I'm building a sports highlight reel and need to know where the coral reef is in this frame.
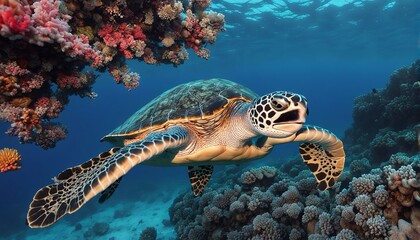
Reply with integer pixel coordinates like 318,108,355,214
139,227,157,240
169,59,420,239
169,154,420,239
0,147,22,172
0,0,224,147
344,60,420,165
83,222,110,238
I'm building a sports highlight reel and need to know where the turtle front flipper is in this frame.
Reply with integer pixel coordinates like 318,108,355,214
293,125,345,190
27,126,190,228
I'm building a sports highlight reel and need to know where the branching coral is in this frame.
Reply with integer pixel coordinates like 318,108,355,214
169,139,420,240
0,147,22,172
157,2,183,21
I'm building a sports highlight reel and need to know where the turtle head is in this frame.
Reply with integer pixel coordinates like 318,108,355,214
247,91,308,138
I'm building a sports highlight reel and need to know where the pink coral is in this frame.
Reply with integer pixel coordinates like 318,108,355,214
29,0,103,66
56,73,83,89
0,61,44,95
0,0,31,34
32,122,67,149
98,23,146,59
108,64,140,90
1,0,225,148
6,108,41,142
0,1,30,33
182,10,224,57
34,97,63,119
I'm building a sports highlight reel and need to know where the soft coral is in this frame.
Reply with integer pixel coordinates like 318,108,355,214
0,0,30,33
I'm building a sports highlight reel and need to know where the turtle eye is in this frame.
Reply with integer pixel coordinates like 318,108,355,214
271,98,288,111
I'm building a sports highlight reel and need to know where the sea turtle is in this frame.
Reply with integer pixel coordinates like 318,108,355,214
27,78,345,228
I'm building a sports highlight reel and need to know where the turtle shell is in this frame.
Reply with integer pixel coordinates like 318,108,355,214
101,78,258,143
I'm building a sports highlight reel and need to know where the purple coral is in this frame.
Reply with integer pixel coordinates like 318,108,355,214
336,229,359,240
252,213,281,238
284,203,303,219
203,206,223,223
139,227,157,240
302,205,320,223
365,215,389,238
372,185,389,207
240,166,277,186
282,186,301,203
317,212,333,235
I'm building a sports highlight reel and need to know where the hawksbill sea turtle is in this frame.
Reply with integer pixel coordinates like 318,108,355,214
27,78,345,228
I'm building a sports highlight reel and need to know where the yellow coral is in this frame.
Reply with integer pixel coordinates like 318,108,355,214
105,4,122,18
10,97,32,108
162,35,175,47
144,9,154,25
157,2,183,20
76,26,94,41
0,148,22,173
0,75,17,93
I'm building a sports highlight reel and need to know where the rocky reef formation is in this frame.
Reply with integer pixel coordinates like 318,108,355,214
169,59,420,239
344,60,420,167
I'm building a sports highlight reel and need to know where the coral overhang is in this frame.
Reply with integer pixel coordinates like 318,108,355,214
0,0,224,148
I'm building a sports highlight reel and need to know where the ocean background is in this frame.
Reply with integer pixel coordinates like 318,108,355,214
0,0,418,239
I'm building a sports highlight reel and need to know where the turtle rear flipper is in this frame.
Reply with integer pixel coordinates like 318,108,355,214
295,125,345,190
27,126,190,228
188,165,214,196
98,176,123,203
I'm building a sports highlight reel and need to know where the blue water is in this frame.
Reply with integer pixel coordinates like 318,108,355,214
0,0,418,239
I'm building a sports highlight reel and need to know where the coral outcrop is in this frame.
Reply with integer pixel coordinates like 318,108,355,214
139,227,157,240
0,0,224,147
344,60,420,165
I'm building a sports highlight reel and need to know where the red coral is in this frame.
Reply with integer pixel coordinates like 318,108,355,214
98,23,146,59
6,108,41,142
29,0,104,66
0,61,45,96
0,0,31,33
57,72,83,89
33,123,67,149
108,64,140,90
35,97,63,119
0,8,30,33
0,0,224,149
183,18,203,52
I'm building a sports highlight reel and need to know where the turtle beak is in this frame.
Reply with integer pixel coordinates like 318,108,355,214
273,110,300,124
272,107,306,126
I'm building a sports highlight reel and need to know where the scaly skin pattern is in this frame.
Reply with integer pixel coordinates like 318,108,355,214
27,79,345,228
